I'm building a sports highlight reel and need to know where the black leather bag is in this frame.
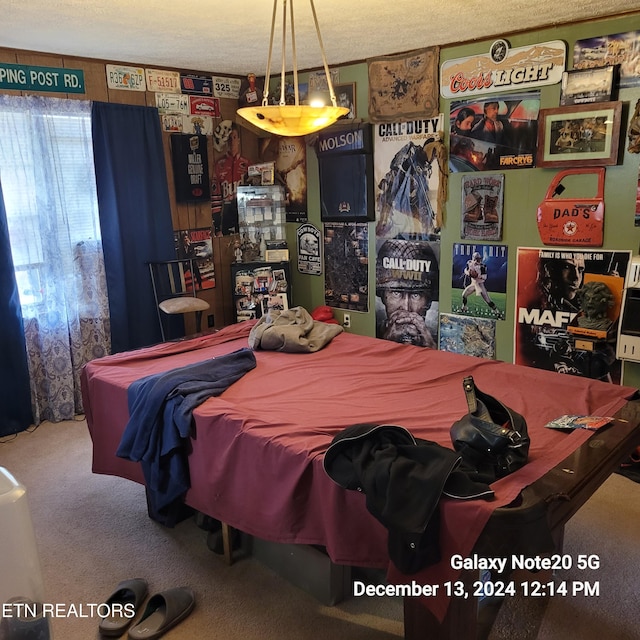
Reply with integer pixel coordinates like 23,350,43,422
450,376,530,482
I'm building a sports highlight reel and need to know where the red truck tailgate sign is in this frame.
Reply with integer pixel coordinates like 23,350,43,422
537,168,605,247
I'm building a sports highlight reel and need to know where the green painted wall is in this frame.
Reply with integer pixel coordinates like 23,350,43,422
287,12,640,388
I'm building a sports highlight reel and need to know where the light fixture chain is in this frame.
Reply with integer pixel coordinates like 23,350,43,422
280,0,288,106
262,0,279,106
309,0,338,107
290,0,300,106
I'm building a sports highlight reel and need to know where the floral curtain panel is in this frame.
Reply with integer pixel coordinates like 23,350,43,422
0,95,110,424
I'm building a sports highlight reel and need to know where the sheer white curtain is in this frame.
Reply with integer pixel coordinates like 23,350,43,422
0,95,110,424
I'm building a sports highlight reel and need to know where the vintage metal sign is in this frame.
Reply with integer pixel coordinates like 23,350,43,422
297,223,322,276
145,68,181,93
0,63,85,93
180,73,213,95
441,40,566,99
155,92,189,115
537,168,605,246
106,65,146,91
189,96,220,117
212,76,241,99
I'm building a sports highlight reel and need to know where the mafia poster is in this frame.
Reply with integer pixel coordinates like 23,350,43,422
515,247,631,383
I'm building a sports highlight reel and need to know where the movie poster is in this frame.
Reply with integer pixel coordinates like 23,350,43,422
452,243,508,320
449,91,540,172
439,313,496,359
259,136,308,223
174,227,215,289
323,222,368,312
461,174,504,241
515,247,631,383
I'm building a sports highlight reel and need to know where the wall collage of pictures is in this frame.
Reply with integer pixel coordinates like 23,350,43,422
313,33,640,384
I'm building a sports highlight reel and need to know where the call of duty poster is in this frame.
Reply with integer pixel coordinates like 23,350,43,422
449,91,540,172
374,118,443,347
515,247,632,383
324,222,369,312
375,237,440,348
374,117,444,241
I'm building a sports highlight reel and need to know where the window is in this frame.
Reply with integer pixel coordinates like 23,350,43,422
0,98,101,308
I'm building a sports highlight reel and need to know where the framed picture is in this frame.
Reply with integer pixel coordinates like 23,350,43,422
334,82,356,119
536,101,622,168
560,66,617,106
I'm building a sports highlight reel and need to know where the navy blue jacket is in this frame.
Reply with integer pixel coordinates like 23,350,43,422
117,348,256,524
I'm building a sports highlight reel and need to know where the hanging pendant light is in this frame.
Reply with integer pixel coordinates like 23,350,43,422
237,0,349,137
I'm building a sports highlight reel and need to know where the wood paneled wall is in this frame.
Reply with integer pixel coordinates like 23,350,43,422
0,47,258,328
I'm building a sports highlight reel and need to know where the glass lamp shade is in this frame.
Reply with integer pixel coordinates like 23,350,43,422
237,103,349,137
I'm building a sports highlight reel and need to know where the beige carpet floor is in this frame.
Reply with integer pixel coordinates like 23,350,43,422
1,419,639,639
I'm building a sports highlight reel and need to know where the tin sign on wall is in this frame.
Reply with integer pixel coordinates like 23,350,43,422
0,63,85,93
106,65,146,91
212,76,242,99
180,74,213,95
145,69,181,93
156,93,190,115
440,40,566,99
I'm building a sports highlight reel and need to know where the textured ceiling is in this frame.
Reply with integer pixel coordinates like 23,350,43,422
1,0,639,76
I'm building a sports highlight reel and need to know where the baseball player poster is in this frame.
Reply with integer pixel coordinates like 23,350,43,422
452,243,508,320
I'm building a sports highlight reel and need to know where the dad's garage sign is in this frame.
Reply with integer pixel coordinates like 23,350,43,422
537,169,605,247
441,40,566,99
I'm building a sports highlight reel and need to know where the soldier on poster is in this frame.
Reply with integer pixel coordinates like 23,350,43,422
515,247,631,383
374,118,445,241
375,237,439,347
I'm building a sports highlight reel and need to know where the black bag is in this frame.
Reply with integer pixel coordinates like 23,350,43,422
450,376,530,483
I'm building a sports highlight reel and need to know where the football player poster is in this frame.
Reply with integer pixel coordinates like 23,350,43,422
452,243,508,320
515,247,631,383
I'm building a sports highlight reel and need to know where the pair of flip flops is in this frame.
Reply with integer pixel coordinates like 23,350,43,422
99,579,195,639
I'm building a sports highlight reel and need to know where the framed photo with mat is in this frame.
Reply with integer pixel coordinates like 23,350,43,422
536,101,622,168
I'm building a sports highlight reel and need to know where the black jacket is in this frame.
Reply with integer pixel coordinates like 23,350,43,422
323,423,494,573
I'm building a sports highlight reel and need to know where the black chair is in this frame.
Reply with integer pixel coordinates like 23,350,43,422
148,259,210,341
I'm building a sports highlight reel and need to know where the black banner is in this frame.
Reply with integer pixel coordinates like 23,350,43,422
170,134,210,202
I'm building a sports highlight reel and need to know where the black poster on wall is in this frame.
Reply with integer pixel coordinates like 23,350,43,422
316,125,374,222
170,134,210,202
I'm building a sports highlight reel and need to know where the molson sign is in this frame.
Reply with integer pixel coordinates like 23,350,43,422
441,40,566,99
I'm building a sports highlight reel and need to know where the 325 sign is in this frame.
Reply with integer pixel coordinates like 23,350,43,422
212,76,241,99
